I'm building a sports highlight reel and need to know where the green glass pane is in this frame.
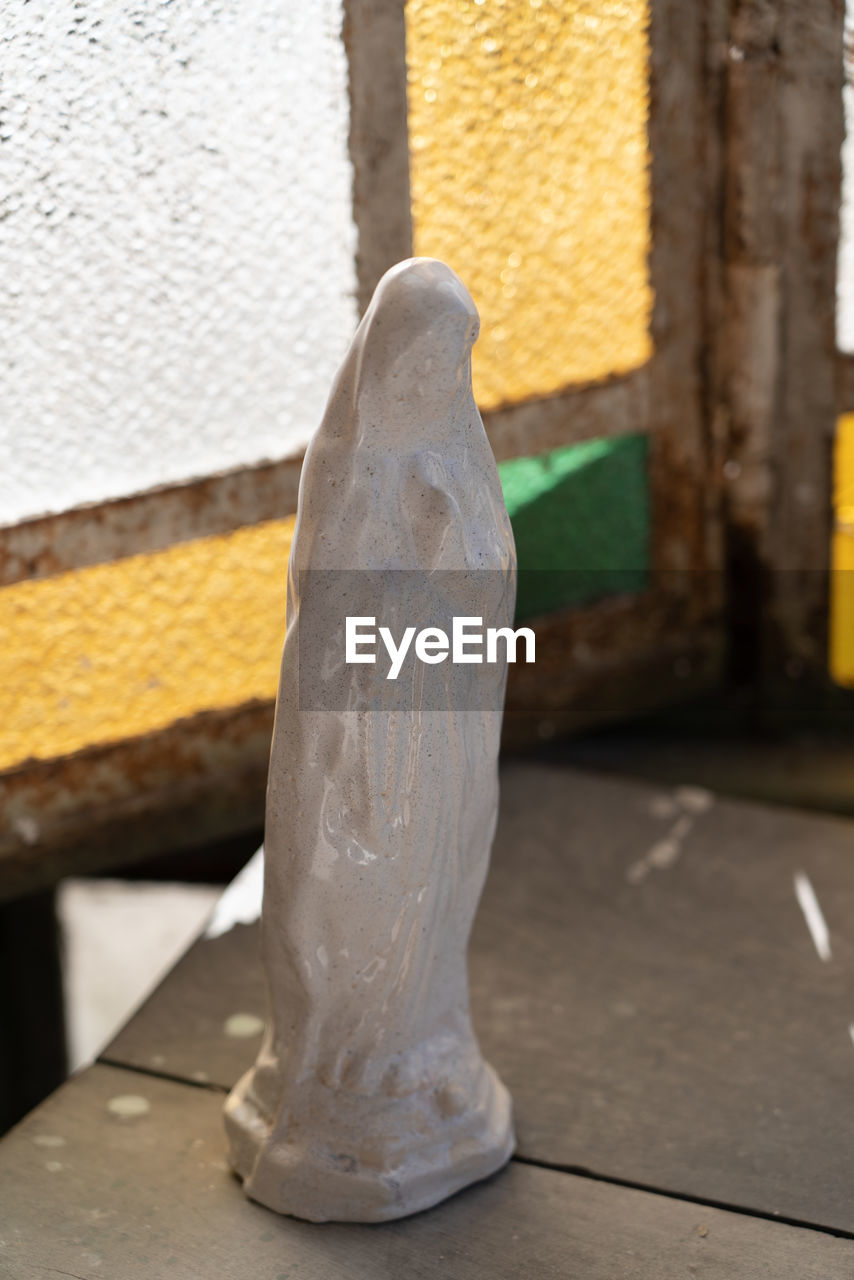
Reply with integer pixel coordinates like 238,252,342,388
498,434,649,621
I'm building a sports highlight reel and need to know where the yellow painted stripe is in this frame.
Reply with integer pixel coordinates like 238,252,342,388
0,518,294,771
835,413,854,510
407,0,653,409
830,414,854,688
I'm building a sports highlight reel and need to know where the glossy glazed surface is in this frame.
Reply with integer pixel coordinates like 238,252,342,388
225,259,517,1221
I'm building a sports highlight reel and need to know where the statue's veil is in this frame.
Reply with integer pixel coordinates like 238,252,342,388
287,257,509,584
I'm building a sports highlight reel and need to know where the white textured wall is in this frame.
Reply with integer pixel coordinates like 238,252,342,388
0,0,357,523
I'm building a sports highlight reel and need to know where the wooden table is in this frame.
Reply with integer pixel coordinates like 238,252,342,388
3,763,854,1277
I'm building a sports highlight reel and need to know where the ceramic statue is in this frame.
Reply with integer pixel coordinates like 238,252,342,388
224,258,517,1222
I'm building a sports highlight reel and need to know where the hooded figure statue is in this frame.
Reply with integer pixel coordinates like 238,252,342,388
225,258,517,1222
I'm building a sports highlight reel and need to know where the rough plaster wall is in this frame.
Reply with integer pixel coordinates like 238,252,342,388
0,0,357,524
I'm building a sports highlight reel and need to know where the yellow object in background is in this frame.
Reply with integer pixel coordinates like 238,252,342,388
831,414,854,688
0,518,294,771
406,0,653,409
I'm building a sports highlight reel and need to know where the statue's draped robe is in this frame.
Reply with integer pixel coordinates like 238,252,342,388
225,259,517,1221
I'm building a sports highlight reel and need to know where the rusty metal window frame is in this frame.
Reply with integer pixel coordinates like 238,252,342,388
715,1,848,721
0,0,781,894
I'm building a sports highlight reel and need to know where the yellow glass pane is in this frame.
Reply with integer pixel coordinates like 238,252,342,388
830,414,854,687
0,518,294,771
406,0,653,409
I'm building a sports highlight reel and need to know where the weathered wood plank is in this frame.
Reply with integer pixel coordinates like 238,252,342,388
105,765,854,1234
0,457,303,588
553,726,854,819
0,600,722,899
344,0,413,316
502,590,723,745
484,367,650,464
0,700,272,904
648,0,721,584
837,352,854,416
472,766,854,1233
1,1063,850,1278
715,0,844,683
0,368,652,592
770,1,843,661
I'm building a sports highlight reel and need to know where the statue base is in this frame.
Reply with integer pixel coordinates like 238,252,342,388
224,1061,514,1223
